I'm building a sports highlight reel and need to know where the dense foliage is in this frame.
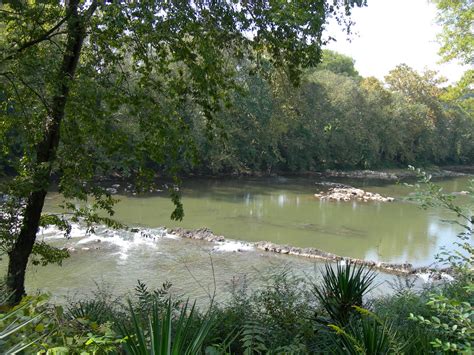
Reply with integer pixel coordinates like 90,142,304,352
432,0,474,65
5,49,465,175
1,265,471,354
186,58,474,174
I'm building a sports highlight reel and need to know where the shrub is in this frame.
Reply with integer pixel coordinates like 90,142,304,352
329,307,408,355
407,169,473,353
313,262,376,325
0,295,47,354
120,298,214,354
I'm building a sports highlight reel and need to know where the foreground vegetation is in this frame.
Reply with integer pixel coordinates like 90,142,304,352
1,260,472,354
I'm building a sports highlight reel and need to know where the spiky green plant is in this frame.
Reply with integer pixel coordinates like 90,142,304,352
121,298,214,355
313,262,376,325
67,299,110,323
0,295,44,354
329,307,408,355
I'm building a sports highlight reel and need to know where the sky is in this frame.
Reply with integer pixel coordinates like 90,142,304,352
324,0,470,83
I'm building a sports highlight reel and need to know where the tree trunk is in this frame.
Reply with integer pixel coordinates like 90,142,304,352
6,0,86,304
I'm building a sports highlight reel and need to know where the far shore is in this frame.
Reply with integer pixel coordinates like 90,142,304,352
73,165,474,191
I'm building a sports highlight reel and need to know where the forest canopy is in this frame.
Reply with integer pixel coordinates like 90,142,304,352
179,56,474,174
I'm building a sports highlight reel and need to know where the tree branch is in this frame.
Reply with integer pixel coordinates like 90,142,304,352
1,15,70,63
16,76,52,114
1,73,28,121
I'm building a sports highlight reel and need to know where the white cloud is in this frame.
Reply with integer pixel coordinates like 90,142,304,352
324,0,470,83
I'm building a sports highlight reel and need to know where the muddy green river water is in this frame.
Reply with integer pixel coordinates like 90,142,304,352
13,175,473,302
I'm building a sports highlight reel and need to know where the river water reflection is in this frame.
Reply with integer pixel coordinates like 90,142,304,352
44,175,472,268
11,175,470,301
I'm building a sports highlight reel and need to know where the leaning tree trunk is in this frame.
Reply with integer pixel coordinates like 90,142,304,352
6,0,86,304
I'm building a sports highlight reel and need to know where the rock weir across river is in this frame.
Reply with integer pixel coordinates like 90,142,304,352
168,227,416,275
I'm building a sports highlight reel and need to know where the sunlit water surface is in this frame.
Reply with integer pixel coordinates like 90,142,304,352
5,175,472,302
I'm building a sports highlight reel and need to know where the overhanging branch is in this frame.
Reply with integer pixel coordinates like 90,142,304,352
1,14,70,63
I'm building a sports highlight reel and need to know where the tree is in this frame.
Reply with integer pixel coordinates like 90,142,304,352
315,49,360,77
0,1,366,303
440,70,474,162
385,64,450,163
432,0,474,64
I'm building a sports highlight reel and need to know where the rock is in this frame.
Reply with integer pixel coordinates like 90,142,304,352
169,227,226,242
130,228,140,233
416,269,456,283
315,181,352,188
323,169,399,180
140,231,152,238
314,187,394,203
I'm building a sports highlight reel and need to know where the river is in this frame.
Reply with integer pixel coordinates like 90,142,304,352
11,175,473,303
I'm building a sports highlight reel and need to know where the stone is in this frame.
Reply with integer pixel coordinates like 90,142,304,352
105,187,117,194
314,187,394,203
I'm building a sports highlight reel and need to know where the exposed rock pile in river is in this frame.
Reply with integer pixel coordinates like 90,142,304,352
314,187,394,202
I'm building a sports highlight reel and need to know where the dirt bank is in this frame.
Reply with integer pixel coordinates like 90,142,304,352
317,168,468,180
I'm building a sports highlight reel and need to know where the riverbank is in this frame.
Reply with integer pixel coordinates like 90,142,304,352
189,165,472,180
313,167,469,181
67,165,473,192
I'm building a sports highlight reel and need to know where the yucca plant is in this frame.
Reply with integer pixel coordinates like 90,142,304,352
121,298,214,355
68,299,108,320
313,262,376,325
329,307,409,355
